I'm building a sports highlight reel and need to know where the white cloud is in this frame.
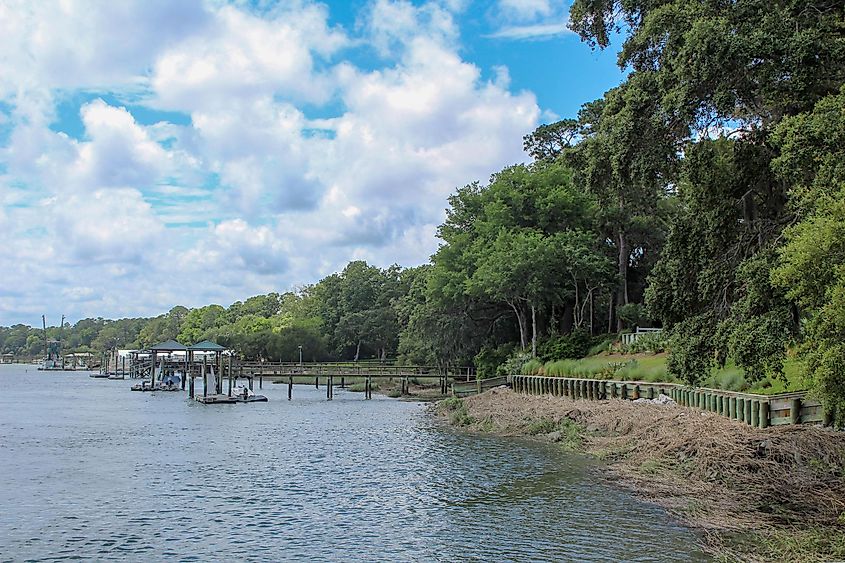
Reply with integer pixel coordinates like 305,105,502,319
364,0,459,56
151,4,346,110
0,0,544,324
49,188,166,263
498,0,553,21
488,0,571,40
485,21,570,40
73,100,171,189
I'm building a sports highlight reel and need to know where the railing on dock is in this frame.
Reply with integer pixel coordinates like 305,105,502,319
451,376,509,397
509,375,835,429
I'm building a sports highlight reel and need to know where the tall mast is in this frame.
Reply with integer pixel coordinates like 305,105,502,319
42,315,48,359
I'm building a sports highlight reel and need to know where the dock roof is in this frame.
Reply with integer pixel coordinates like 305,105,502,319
189,340,225,351
149,339,188,351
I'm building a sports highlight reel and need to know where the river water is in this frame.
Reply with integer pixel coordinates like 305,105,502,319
0,365,708,562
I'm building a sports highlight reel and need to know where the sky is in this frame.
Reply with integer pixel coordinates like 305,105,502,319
0,0,625,326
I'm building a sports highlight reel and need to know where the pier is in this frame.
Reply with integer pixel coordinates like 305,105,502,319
116,339,473,404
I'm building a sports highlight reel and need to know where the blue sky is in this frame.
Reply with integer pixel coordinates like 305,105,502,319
0,0,625,326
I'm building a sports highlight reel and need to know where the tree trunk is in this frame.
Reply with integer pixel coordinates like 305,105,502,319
531,303,537,358
617,226,628,332
354,340,361,362
561,302,574,334
607,291,615,334
589,290,595,336
509,302,527,350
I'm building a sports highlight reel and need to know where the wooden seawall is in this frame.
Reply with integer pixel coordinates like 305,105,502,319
509,375,835,429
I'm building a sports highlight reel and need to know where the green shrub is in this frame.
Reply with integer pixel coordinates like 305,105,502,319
617,303,648,329
475,343,516,378
439,397,475,426
439,396,464,411
587,336,616,356
526,418,582,450
621,331,668,354
544,359,579,377
497,350,533,376
521,358,544,375
538,330,592,361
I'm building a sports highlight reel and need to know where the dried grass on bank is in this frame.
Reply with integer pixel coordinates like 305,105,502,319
452,388,845,537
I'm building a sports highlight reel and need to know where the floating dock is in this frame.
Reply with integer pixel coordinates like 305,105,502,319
194,393,267,404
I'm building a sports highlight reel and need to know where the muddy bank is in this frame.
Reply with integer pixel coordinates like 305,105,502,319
437,388,845,562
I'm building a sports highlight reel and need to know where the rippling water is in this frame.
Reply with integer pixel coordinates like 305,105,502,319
0,365,708,561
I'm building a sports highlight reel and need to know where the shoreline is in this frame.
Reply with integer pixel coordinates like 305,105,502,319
435,388,845,562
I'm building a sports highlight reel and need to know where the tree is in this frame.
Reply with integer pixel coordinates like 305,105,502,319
772,86,845,421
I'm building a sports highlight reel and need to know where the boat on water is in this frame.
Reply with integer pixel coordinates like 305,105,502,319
231,384,268,403
130,359,181,391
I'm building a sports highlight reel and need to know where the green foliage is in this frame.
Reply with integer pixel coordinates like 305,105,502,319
439,397,474,427
474,343,515,378
621,332,667,354
521,359,544,375
538,330,592,362
525,418,582,450
569,0,845,411
666,315,717,386
616,304,647,330
771,87,845,420
496,350,533,376
586,336,615,356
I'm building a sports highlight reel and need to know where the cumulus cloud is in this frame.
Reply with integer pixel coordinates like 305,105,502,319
151,4,346,110
0,0,544,324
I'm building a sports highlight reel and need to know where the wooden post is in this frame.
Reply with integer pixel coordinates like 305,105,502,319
315,375,319,389
288,375,293,401
729,397,736,419
189,371,194,398
790,398,801,424
620,383,627,400
228,354,233,397
259,359,263,390
151,351,157,389
341,376,345,389
202,356,207,398
738,398,746,422
760,401,770,428
751,400,760,427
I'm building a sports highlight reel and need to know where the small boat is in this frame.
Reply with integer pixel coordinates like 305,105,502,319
231,384,268,403
131,380,160,391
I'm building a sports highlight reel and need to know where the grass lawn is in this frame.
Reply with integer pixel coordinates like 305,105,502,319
527,352,807,394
